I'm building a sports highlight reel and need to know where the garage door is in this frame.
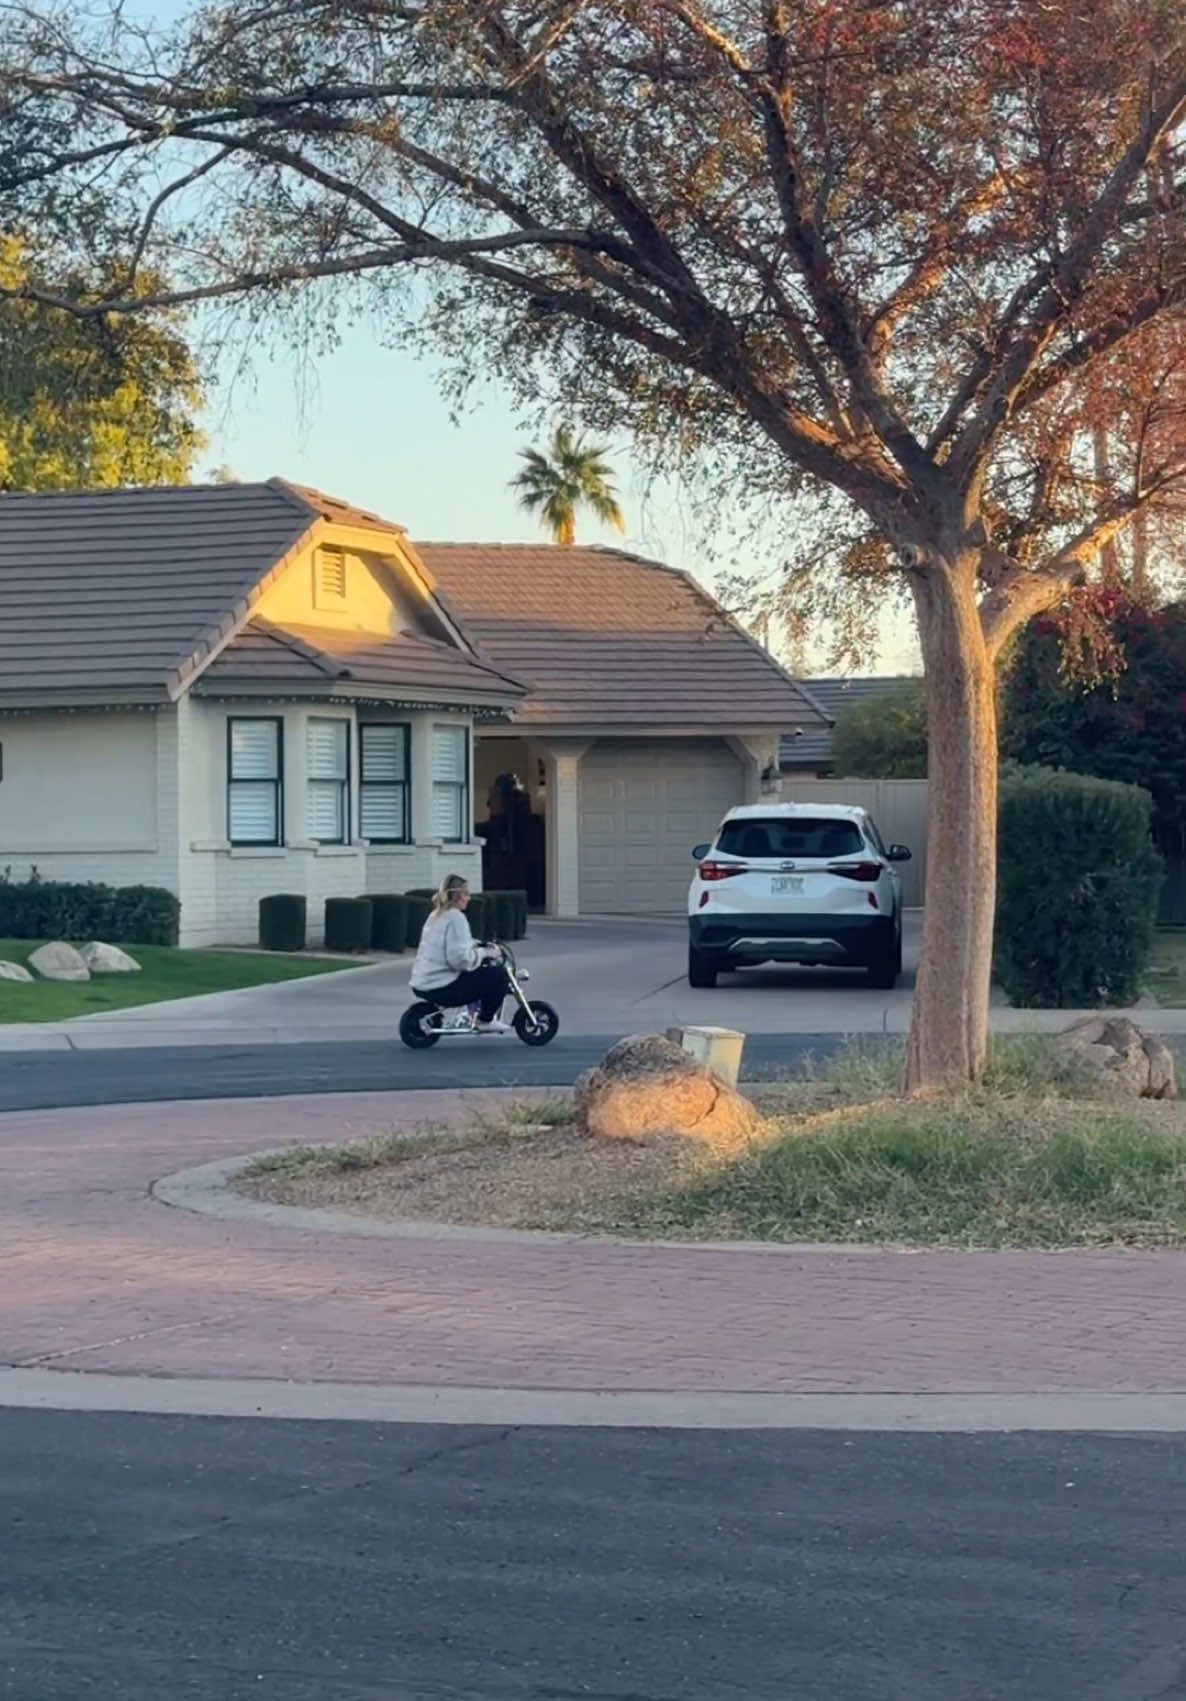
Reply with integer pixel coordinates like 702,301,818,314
579,738,745,914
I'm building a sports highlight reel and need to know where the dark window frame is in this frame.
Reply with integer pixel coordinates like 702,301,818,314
227,716,284,847
306,716,352,846
359,721,412,845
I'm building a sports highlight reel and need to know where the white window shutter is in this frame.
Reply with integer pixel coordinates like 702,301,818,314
307,719,347,779
229,783,278,842
360,789,404,840
230,719,278,779
361,724,405,782
432,726,467,783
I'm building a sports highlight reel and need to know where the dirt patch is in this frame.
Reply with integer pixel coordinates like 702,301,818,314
236,1118,706,1234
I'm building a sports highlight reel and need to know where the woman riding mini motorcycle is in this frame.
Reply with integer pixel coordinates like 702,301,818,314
408,873,511,1031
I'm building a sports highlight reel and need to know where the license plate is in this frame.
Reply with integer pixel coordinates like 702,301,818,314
772,875,804,894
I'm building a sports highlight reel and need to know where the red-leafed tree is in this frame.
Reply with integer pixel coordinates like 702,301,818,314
2,0,1183,1089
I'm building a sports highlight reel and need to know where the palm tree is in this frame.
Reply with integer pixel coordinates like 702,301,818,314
511,425,626,544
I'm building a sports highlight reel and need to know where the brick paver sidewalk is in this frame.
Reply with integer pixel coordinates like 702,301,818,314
3,1091,1185,1393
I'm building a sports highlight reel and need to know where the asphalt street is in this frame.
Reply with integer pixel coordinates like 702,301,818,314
2,1413,1184,1700
0,1031,877,1110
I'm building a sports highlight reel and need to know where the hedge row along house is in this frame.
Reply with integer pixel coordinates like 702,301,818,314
0,480,823,944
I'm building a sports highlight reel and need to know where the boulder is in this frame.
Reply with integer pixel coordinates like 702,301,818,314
574,1033,762,1150
0,960,34,983
27,942,90,983
1051,1016,1177,1101
81,942,142,975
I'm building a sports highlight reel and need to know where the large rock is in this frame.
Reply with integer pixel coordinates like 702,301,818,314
1052,1016,1177,1101
81,942,142,975
0,960,34,983
574,1033,762,1150
27,942,90,983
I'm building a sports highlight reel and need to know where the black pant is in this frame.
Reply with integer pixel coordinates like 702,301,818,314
414,963,510,1022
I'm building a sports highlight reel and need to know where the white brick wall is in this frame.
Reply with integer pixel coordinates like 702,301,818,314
4,700,487,947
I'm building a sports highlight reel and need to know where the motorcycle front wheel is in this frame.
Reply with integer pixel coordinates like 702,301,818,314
512,1000,559,1047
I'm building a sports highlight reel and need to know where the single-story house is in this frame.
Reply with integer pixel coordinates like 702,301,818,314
780,675,916,776
0,480,824,943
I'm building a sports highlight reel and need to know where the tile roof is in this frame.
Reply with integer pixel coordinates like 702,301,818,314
780,675,918,768
194,620,524,704
0,481,317,705
415,543,827,731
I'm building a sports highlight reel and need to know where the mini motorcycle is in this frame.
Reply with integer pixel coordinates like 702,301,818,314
398,941,559,1049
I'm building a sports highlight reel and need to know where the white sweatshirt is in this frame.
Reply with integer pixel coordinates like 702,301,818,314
410,907,481,990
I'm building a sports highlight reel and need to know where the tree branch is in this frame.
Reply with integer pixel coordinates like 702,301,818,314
949,77,1186,489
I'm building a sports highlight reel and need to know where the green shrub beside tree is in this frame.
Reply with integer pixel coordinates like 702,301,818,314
996,766,1163,1008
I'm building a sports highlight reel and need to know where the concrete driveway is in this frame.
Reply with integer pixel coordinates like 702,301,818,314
0,915,921,1050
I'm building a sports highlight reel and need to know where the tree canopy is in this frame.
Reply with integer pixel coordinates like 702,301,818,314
0,237,203,490
1,0,1182,1088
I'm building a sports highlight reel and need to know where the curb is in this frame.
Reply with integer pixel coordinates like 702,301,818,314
4,1369,1186,1430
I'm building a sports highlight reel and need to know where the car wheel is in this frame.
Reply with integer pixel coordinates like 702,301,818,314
688,945,719,989
865,938,899,991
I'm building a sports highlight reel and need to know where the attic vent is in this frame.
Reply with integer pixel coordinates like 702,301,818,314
317,546,347,602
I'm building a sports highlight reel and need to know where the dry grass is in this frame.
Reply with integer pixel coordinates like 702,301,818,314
237,1041,1186,1249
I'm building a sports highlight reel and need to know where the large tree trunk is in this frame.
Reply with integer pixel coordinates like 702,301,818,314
905,563,998,1094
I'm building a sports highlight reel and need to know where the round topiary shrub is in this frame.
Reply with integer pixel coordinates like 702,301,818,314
368,893,409,953
996,764,1164,1008
259,894,307,953
324,896,373,953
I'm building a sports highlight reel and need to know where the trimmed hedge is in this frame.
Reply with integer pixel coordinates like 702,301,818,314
0,877,180,946
324,896,373,953
259,894,307,953
466,892,491,939
488,890,518,941
368,893,409,953
403,892,432,947
996,765,1164,1008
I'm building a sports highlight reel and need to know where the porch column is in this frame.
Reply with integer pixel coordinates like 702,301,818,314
540,740,590,918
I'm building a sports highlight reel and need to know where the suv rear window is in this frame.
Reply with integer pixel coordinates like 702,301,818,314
715,816,865,859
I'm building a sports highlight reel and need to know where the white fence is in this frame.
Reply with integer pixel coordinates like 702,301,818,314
781,778,929,907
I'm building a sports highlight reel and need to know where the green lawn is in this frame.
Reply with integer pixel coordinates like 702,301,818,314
0,940,359,1022
1144,930,1186,1007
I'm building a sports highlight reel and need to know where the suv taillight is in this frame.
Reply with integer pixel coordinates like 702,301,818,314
699,860,748,882
826,860,882,882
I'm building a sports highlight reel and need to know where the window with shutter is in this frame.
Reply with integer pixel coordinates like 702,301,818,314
306,718,349,843
228,718,282,844
431,725,469,843
359,723,410,843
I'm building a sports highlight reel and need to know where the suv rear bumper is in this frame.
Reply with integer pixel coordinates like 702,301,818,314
690,911,895,966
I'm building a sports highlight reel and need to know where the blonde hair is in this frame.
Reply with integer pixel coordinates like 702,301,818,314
430,873,469,917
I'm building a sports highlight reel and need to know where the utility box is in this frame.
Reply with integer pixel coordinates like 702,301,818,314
665,1025,746,1087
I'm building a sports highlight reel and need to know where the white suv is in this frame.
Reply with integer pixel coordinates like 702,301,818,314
687,803,912,989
